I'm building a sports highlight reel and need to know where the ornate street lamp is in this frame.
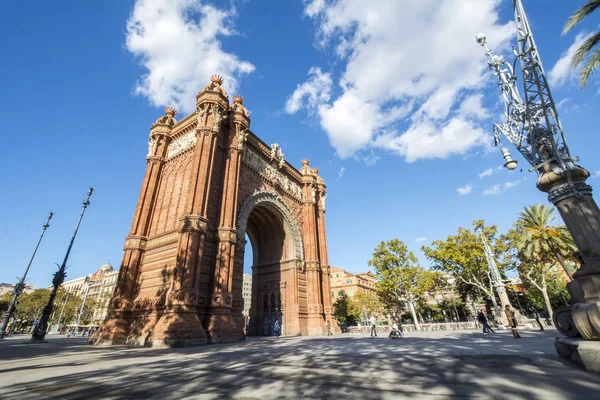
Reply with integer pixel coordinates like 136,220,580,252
480,233,521,326
0,212,54,339
31,187,94,343
477,0,600,340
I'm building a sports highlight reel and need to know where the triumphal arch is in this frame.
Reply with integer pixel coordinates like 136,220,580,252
91,76,335,347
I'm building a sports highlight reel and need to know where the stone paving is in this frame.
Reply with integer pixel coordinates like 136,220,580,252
1,328,599,399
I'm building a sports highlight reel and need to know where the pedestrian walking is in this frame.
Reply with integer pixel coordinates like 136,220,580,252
505,305,522,338
370,315,377,337
326,320,333,336
532,311,544,331
477,309,495,334
273,320,280,338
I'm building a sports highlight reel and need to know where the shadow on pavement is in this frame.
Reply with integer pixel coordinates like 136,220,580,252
1,330,598,399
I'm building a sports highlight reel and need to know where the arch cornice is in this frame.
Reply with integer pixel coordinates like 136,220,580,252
236,189,304,261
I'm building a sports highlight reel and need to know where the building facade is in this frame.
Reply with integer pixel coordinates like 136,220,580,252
0,283,35,297
93,76,335,347
56,264,119,324
242,273,252,319
88,264,120,323
330,267,376,299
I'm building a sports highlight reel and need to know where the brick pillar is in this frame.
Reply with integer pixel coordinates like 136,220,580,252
204,95,249,343
150,90,230,346
301,162,325,335
91,108,174,345
316,183,339,333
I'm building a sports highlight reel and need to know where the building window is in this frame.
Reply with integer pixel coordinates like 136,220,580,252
348,290,354,296
346,279,352,284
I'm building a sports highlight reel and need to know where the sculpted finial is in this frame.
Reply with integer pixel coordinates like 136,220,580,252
201,74,228,97
211,74,224,86
231,94,249,117
154,107,178,127
270,143,285,167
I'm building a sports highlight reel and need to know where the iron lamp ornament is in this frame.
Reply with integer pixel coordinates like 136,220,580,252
476,1,579,177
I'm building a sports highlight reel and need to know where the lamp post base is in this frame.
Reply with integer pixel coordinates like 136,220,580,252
556,337,600,372
538,167,600,366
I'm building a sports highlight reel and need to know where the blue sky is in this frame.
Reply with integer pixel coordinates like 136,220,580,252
1,0,598,288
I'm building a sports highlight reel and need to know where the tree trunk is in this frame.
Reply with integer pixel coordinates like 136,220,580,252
407,300,420,331
547,240,573,280
541,274,553,324
489,292,501,323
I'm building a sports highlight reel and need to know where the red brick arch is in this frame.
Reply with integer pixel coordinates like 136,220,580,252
91,77,336,347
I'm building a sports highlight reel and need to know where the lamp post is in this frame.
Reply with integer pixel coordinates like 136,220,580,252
74,278,92,336
31,187,94,343
0,212,54,339
477,0,600,341
55,290,70,334
480,232,519,326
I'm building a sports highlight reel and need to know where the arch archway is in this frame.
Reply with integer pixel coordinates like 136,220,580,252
235,190,304,336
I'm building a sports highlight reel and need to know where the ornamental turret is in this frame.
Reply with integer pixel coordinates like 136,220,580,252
148,107,177,160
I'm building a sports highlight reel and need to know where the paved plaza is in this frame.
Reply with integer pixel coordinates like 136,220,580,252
1,328,599,399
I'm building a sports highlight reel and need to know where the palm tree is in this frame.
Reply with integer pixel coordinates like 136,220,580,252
516,204,577,279
563,0,600,87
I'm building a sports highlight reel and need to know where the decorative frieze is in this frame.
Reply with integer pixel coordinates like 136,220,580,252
242,147,302,200
146,232,179,248
124,237,148,250
167,130,196,159
180,215,208,233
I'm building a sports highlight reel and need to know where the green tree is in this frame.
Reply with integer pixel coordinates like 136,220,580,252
422,221,507,316
353,291,385,320
369,239,425,330
563,0,600,87
0,292,12,313
500,220,571,322
516,204,577,279
332,290,359,327
15,289,51,324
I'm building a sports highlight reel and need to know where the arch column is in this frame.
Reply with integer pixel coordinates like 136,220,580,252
204,96,250,343
91,109,174,345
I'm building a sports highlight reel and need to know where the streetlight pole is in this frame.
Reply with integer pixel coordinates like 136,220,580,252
31,187,94,343
0,212,54,339
74,278,91,336
476,0,600,340
55,291,70,334
480,233,519,326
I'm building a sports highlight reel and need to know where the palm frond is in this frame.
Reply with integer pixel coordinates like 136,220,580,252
563,0,600,35
580,48,600,87
571,32,600,69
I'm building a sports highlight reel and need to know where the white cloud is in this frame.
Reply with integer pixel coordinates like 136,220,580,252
415,237,428,243
549,32,593,88
458,183,474,196
285,67,332,114
338,167,346,179
594,170,600,178
126,0,255,113
483,184,501,196
295,0,513,161
483,179,522,195
479,168,494,179
503,180,522,189
458,93,490,119
479,165,502,179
